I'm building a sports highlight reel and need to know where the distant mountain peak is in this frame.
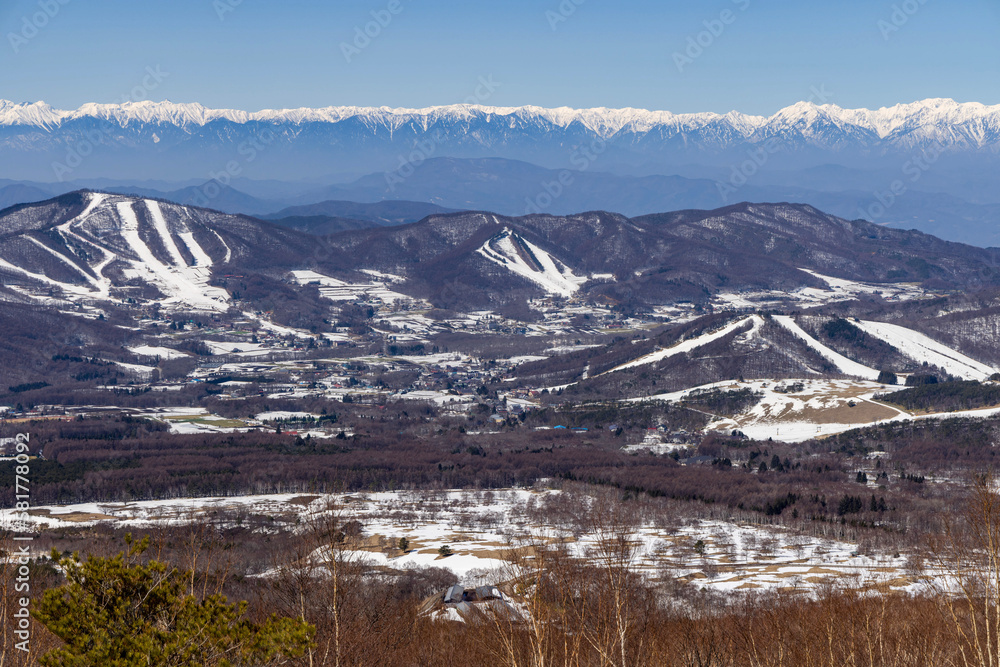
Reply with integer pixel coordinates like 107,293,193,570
2,97,997,144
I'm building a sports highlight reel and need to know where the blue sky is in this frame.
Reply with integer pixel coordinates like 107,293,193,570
2,0,998,114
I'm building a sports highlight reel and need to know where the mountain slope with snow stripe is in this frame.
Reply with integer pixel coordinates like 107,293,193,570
0,254,94,297
116,200,230,311
773,316,882,380
0,191,320,311
476,226,586,297
855,320,997,380
145,200,188,267
606,316,759,374
177,231,213,267
209,229,231,263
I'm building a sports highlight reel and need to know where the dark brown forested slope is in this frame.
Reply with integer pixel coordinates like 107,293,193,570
0,299,135,387
5,403,992,538
316,202,1000,310
638,202,1000,287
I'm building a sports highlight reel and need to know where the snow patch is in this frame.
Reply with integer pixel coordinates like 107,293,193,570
128,345,188,360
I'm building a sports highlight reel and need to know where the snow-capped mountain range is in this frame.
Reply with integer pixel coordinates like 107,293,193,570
2,98,999,182
3,97,999,147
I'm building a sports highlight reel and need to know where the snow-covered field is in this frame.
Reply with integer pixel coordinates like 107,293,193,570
714,270,926,311
138,407,254,434
291,269,417,305
393,390,476,406
634,376,1000,442
204,341,271,356
394,352,470,367
256,411,319,421
0,489,928,594
128,345,189,360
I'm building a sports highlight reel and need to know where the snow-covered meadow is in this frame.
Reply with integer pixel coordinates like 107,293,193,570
0,489,929,595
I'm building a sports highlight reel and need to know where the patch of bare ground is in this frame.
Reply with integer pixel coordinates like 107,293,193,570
28,509,115,522
286,495,320,506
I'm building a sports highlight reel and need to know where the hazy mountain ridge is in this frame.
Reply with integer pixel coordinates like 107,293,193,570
260,199,459,234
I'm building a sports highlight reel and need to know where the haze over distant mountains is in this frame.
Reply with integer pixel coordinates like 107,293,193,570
2,98,999,246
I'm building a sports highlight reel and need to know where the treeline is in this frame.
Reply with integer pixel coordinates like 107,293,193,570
682,387,761,416
524,401,709,433
876,380,1000,412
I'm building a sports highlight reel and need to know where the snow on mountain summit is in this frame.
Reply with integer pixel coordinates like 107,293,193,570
1,98,997,149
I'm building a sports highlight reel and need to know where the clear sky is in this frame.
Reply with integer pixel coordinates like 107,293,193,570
2,0,998,115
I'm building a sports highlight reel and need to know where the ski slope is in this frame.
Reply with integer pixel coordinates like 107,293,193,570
773,315,881,380
855,320,996,380
607,316,759,373
145,200,187,266
210,229,231,263
0,195,110,298
117,200,229,311
25,236,105,292
177,231,213,267
2,193,231,310
0,255,94,297
476,225,586,298
49,191,114,297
